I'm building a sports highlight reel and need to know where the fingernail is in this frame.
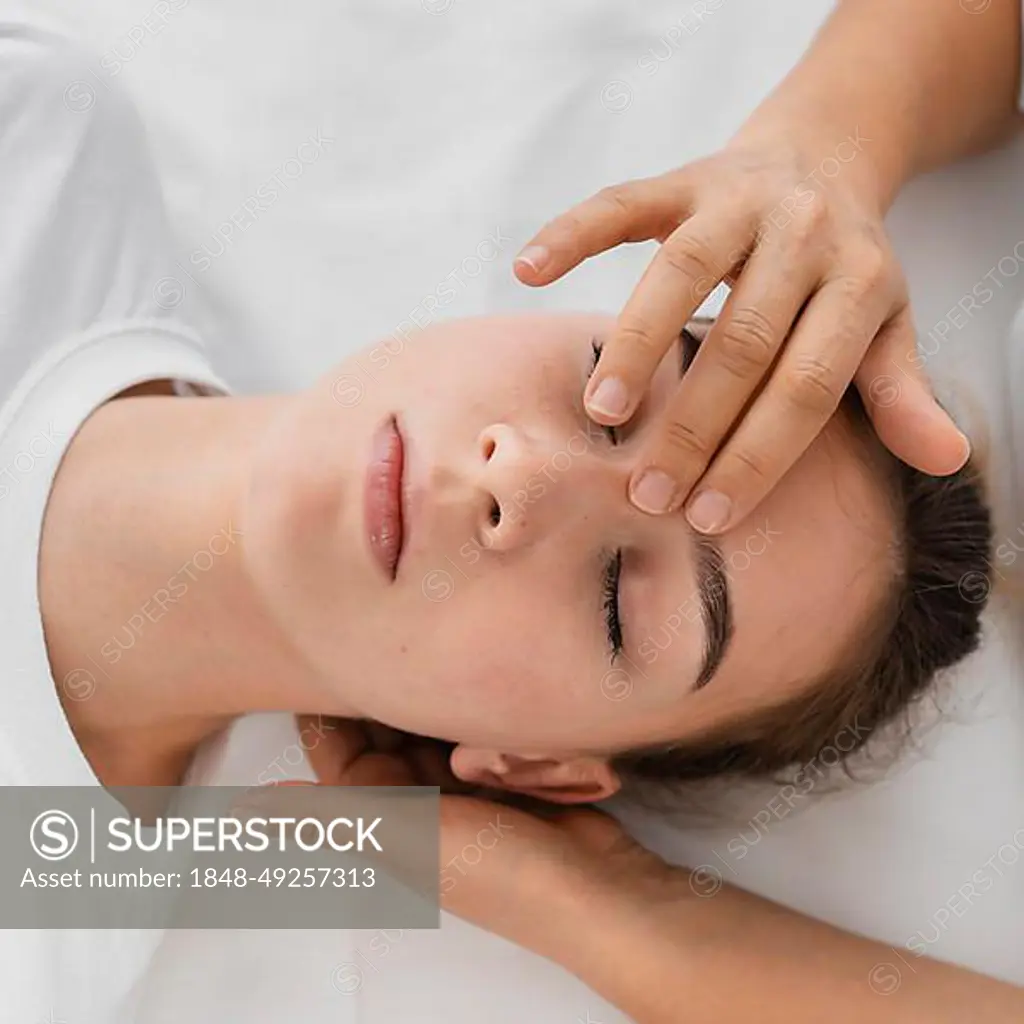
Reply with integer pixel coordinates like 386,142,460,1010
587,376,629,419
631,469,677,514
686,490,732,533
514,245,550,274
957,430,972,463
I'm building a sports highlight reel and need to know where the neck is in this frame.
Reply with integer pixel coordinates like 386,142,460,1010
40,389,358,785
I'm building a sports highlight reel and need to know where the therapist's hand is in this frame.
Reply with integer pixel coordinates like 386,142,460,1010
514,130,971,532
288,717,663,957
281,720,1024,1024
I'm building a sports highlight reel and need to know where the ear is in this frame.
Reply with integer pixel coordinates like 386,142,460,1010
450,747,620,805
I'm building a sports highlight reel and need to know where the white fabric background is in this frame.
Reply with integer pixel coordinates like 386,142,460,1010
14,1,1024,1020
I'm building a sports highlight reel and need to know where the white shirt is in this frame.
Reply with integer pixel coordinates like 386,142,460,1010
0,23,225,1024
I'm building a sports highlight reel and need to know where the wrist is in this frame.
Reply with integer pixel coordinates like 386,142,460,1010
538,861,701,1021
545,851,694,973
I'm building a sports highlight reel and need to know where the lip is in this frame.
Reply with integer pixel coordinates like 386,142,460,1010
365,415,406,581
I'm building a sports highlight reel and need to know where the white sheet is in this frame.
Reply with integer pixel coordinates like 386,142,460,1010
17,0,1024,1020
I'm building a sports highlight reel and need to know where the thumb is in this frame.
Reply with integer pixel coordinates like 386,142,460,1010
855,308,971,476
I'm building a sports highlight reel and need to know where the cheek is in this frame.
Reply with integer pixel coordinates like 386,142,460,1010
415,577,576,705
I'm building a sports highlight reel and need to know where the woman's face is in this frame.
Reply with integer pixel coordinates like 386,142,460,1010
243,313,893,777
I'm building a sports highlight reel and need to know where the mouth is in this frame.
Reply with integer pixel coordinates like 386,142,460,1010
365,415,406,581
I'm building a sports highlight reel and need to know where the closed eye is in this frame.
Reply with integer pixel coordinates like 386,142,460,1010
602,549,623,661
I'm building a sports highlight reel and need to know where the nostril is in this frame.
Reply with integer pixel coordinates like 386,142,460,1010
482,436,496,461
489,499,501,528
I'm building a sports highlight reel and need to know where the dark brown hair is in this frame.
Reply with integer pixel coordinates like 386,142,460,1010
612,388,995,794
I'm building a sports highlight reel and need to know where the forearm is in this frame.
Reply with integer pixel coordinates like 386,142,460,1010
551,873,1024,1024
735,0,1022,209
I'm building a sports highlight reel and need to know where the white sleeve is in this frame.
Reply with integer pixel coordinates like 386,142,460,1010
0,22,220,402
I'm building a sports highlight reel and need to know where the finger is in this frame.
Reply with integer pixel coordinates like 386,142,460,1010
341,751,418,787
855,308,971,475
238,754,416,816
362,720,408,754
514,175,690,286
295,714,368,779
402,742,456,784
584,209,757,427
558,808,627,851
626,234,822,513
683,276,894,533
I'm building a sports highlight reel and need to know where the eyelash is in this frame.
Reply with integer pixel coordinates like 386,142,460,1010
590,339,624,661
602,550,624,661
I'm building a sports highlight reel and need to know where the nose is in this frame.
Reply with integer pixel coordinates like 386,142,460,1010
473,422,586,552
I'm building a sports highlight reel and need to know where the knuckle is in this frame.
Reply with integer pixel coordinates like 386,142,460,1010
832,274,874,303
821,302,867,352
804,191,830,221
731,180,762,210
720,445,772,487
787,201,828,243
662,419,712,460
661,233,719,282
849,244,890,289
595,184,634,218
785,357,844,415
714,307,777,378
833,256,890,301
559,209,589,238
616,318,664,360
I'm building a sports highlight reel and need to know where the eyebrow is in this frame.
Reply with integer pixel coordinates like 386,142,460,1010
675,325,733,689
691,536,734,690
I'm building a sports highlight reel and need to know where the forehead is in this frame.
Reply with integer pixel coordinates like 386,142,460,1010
635,413,894,745
418,312,615,362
